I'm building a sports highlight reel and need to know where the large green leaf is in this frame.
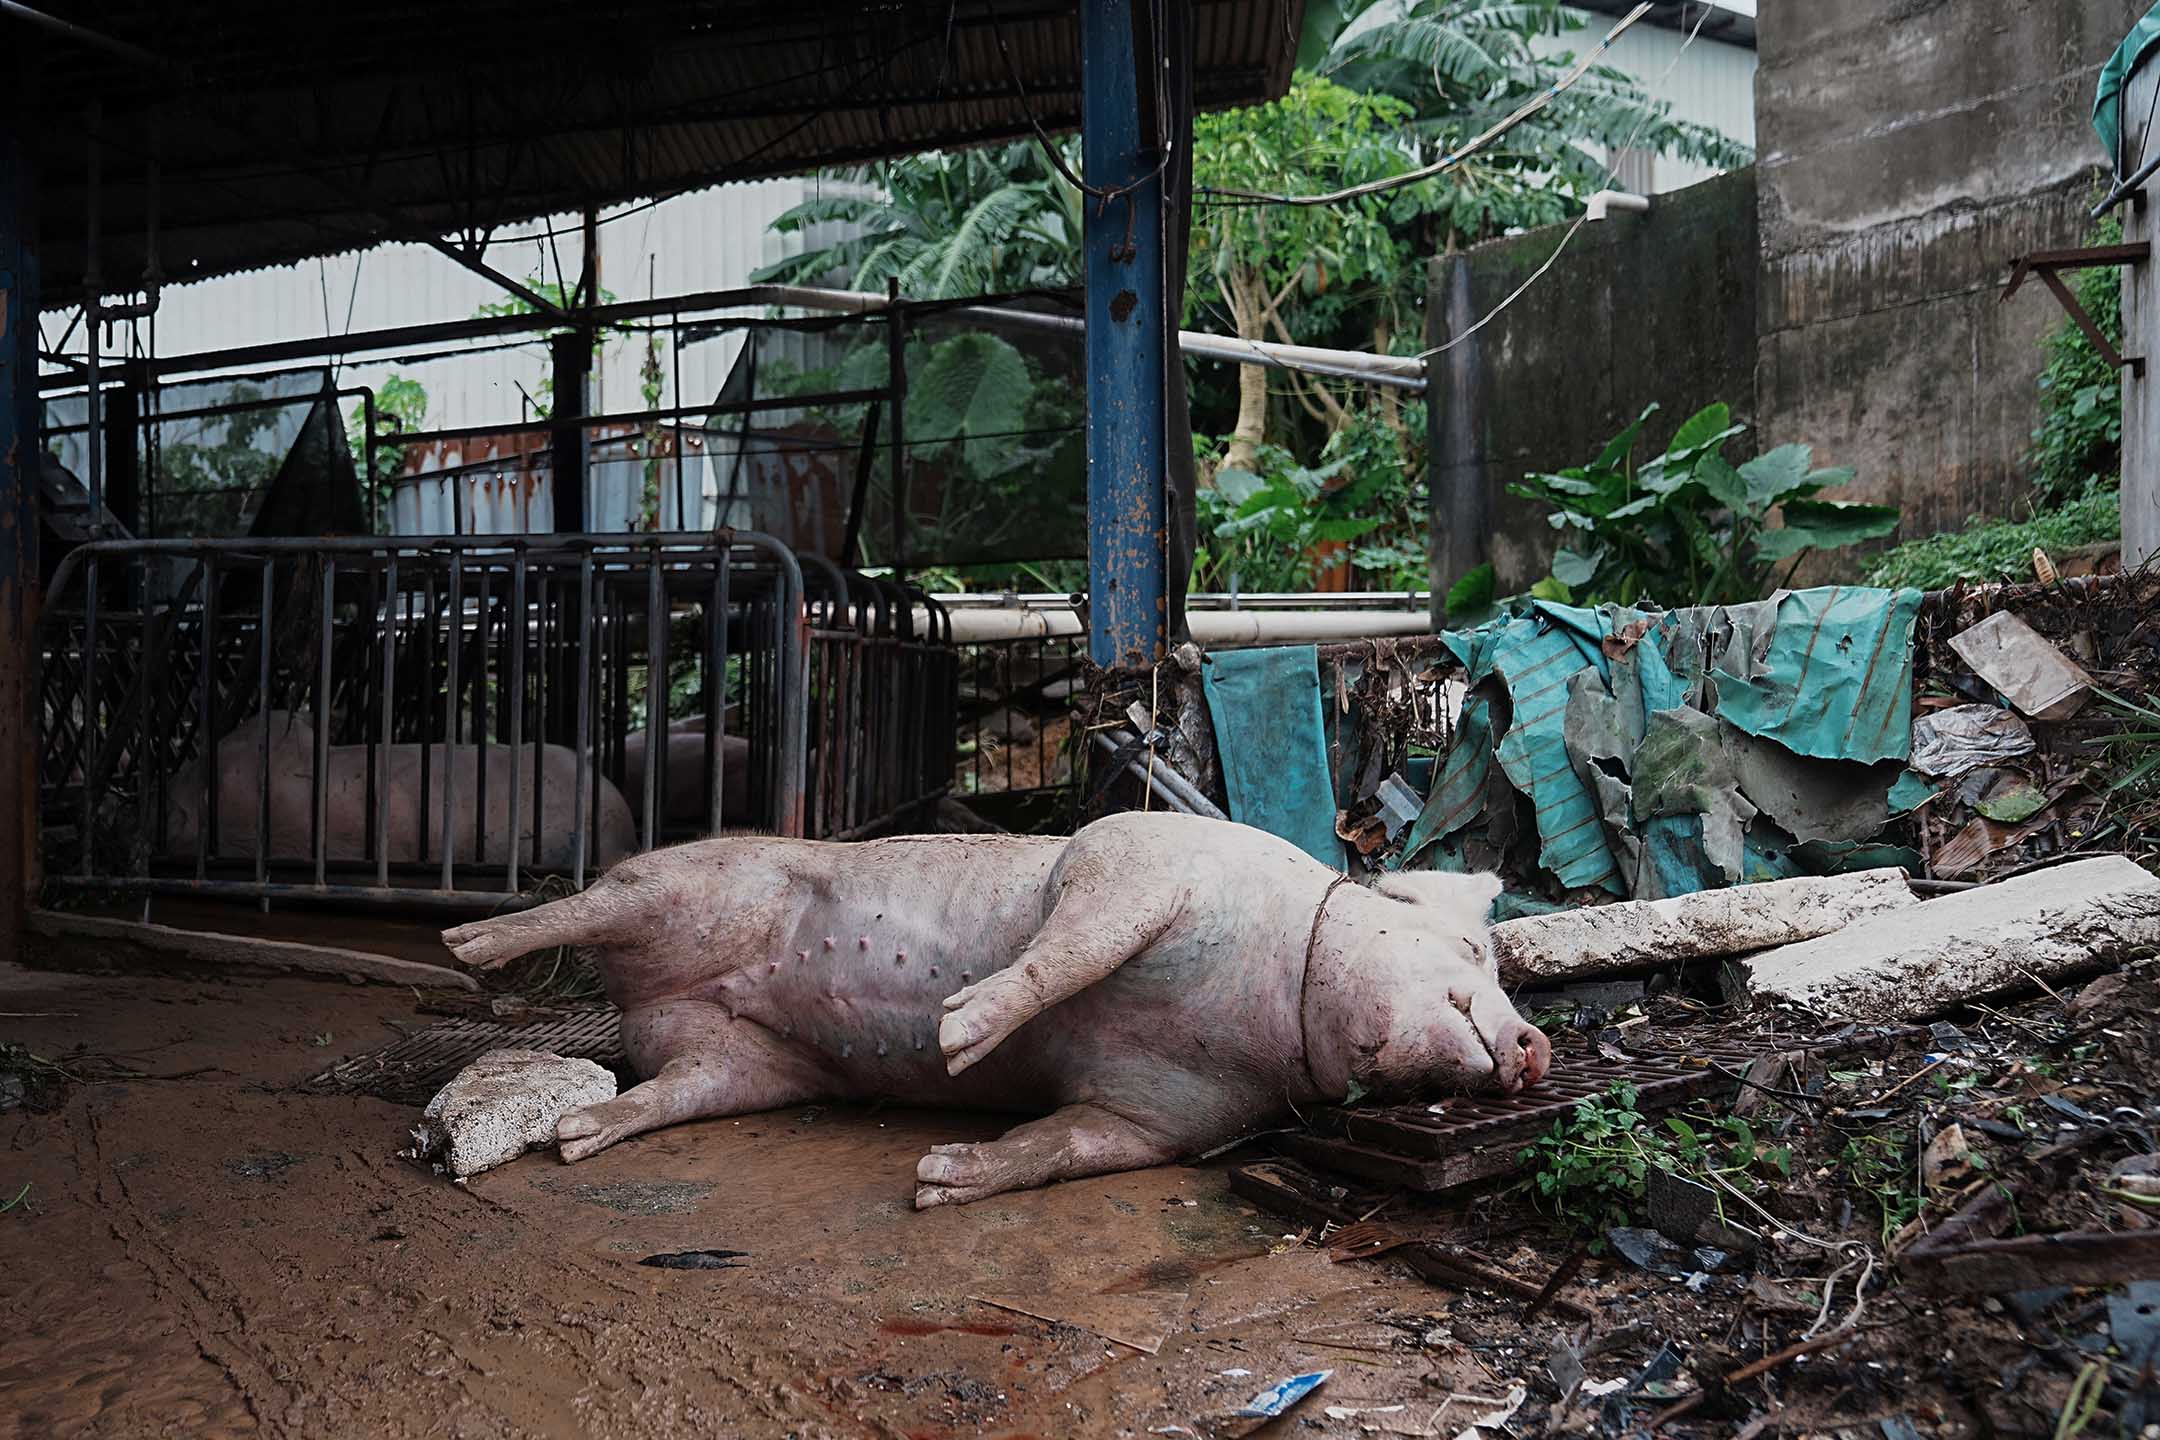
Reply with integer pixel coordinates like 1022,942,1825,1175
1446,562,1497,613
1736,443,1820,507
1751,500,1901,561
908,333,1032,472
1550,546,1601,588
1212,467,1268,506
1666,402,1732,458
1591,403,1658,474
1694,453,1750,511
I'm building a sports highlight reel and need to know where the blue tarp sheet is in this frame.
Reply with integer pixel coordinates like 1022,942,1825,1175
1202,645,1347,870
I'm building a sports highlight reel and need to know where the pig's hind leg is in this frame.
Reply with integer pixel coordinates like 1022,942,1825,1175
557,999,826,1163
914,1102,1182,1209
938,872,1177,1075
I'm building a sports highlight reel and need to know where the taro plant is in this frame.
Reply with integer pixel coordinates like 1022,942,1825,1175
1510,402,1900,608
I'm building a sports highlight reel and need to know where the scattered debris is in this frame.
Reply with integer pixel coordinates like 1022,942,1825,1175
969,1290,1189,1355
1909,703,2036,777
1744,855,2160,1020
1948,609,2096,721
406,1048,616,1177
1487,868,1917,984
1231,1369,1331,1420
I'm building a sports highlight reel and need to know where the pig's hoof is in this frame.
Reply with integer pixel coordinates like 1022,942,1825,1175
556,1104,628,1164
913,1143,1009,1208
937,978,1031,1075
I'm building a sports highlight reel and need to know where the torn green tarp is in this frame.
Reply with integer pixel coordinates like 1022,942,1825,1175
1406,586,1928,899
2096,3,2160,167
1201,644,1346,870
1712,586,1924,764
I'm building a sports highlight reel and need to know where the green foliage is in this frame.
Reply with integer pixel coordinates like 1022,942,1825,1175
1511,402,1898,607
1836,1132,1921,1248
1519,1082,1662,1236
471,278,623,420
1863,485,2121,589
1192,411,1426,591
1518,1082,1791,1240
1194,448,1372,591
156,384,284,536
1317,0,1752,247
764,331,1083,568
753,142,1081,298
346,373,428,518
2030,212,2124,506
1190,75,1430,321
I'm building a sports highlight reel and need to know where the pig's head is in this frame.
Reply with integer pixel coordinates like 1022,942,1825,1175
1301,871,1551,1101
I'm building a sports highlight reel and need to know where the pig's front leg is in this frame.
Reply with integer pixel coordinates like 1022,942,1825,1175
938,879,1179,1075
557,999,826,1163
914,1102,1182,1209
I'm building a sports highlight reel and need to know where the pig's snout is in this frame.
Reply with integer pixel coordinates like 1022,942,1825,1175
1492,1018,1551,1094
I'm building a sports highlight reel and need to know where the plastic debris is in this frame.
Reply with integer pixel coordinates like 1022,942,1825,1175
1234,1370,1331,1419
1948,610,2095,721
1910,704,2036,778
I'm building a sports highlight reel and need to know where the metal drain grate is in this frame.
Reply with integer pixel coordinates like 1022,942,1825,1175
1284,1031,1863,1195
308,1009,625,1105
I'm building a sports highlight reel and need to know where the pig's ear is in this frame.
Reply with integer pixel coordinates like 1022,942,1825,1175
1368,871,1503,925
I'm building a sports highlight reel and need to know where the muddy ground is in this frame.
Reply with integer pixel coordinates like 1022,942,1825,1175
6,942,2160,1439
1,954,1514,1440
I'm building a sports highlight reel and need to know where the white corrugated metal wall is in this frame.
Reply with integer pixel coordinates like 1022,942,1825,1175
145,178,827,432
1532,20,1758,195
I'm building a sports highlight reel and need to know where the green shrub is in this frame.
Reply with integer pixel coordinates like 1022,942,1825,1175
2030,213,2124,506
1862,486,2121,590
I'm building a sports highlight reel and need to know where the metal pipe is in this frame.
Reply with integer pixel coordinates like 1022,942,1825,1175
507,547,526,893
927,605,1432,645
313,559,333,887
0,3,165,67
1584,190,1652,222
1089,730,1224,820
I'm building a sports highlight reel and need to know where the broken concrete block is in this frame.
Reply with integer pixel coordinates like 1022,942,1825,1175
409,1049,616,1178
1948,610,2094,721
1487,868,1918,985
1744,856,2160,1022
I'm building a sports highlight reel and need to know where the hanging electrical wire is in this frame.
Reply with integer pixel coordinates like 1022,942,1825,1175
1418,0,1717,360
1196,2,1653,209
987,0,1177,206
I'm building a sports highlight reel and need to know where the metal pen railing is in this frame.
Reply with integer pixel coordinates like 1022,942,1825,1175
34,531,847,913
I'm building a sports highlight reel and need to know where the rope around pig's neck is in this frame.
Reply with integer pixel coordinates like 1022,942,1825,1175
1296,873,1357,1103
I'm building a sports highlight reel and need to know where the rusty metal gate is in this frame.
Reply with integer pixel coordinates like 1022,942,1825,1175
35,531,953,914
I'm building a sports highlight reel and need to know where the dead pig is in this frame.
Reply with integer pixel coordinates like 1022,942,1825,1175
166,709,638,868
440,812,1549,1207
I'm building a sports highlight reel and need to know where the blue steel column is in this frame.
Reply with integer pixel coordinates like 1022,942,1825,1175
1083,0,1169,668
0,51,40,944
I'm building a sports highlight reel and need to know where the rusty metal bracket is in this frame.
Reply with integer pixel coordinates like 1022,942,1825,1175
2001,242,2152,377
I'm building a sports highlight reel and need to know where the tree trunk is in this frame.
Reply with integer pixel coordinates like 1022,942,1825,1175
1223,264,1269,475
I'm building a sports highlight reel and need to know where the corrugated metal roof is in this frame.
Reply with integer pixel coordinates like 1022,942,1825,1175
20,0,1301,300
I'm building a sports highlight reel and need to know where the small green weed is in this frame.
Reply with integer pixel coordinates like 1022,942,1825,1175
1837,1132,1921,1247
1517,1083,1789,1240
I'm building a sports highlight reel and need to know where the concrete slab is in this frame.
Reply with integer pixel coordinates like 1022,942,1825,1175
1745,856,2160,1021
1488,868,1918,985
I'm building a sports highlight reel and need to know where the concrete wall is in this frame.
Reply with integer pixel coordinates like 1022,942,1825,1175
1430,0,2145,599
1755,0,2141,545
1427,169,1760,595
